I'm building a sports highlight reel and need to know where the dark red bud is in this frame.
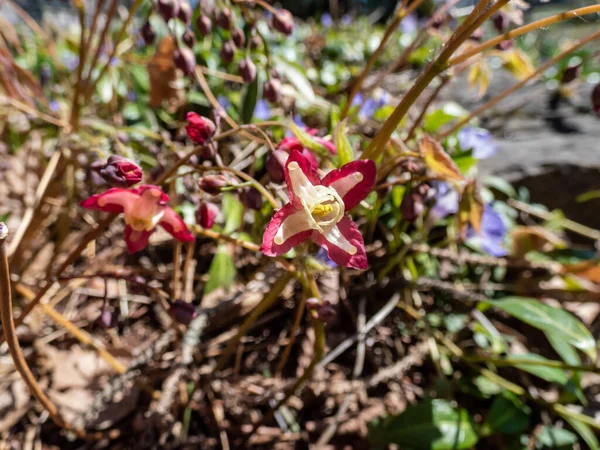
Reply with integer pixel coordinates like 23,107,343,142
265,149,288,183
492,12,510,34
270,68,280,79
216,8,234,30
496,40,513,51
561,64,581,84
174,47,196,76
592,83,600,117
238,186,262,210
157,0,179,22
98,155,143,187
239,57,257,83
196,15,212,36
263,78,281,103
196,202,219,229
169,300,197,326
231,27,245,48
182,29,196,48
198,174,229,194
306,297,320,310
400,190,424,223
185,112,216,144
272,9,294,35
316,301,336,324
178,1,192,25
470,27,483,42
220,40,235,63
141,21,156,45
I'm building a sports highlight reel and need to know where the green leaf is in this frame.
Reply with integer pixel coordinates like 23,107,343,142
276,59,315,102
423,102,468,133
537,425,577,448
289,118,331,157
204,245,236,294
481,393,529,436
222,194,243,235
241,75,259,124
505,354,569,384
562,415,599,450
488,297,596,361
368,399,478,450
334,119,353,167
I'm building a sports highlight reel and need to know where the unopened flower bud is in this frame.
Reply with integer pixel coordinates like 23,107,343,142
141,21,156,45
196,202,219,229
496,40,513,51
592,83,600,117
220,40,235,63
198,174,229,194
272,9,294,35
231,27,245,47
306,297,320,310
169,299,197,325
492,12,510,34
317,300,336,324
196,15,212,36
98,155,143,187
263,78,281,103
470,27,483,42
561,63,581,84
399,157,425,175
97,309,119,328
185,112,216,143
239,57,257,83
178,1,192,25
174,47,196,75
157,0,179,22
239,186,262,210
250,34,262,49
216,8,234,30
265,149,289,183
182,29,196,48
400,190,424,223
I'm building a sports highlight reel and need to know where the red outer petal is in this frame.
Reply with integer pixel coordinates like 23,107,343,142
130,185,170,205
124,225,154,253
321,159,376,211
79,187,134,214
260,203,311,256
284,150,322,206
160,208,195,243
312,216,367,270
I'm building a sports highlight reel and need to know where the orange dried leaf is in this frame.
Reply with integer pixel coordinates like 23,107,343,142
420,135,464,183
458,180,483,236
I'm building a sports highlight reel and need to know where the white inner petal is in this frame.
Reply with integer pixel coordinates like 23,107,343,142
328,171,364,198
274,209,317,245
322,224,357,255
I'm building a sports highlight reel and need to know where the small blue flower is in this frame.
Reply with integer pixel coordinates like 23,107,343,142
457,126,497,159
466,205,507,256
62,54,80,71
341,14,352,26
321,13,333,28
49,100,60,112
128,91,137,102
253,99,271,120
351,92,389,119
316,247,337,268
400,13,418,34
217,95,232,110
429,181,459,222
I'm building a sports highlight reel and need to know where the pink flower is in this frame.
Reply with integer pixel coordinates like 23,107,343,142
80,185,194,253
185,112,216,144
260,151,375,269
276,128,336,171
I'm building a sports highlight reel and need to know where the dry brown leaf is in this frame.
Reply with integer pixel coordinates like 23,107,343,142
0,378,30,432
510,226,564,259
420,135,464,184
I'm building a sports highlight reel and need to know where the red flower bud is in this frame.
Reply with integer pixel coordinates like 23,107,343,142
141,21,156,45
265,149,289,183
198,174,229,194
239,186,262,210
492,12,510,34
220,40,235,63
185,112,216,143
174,47,196,76
316,301,336,324
239,57,257,83
182,29,196,48
98,155,143,187
157,0,179,22
496,40,513,51
592,83,600,117
178,1,192,25
561,63,581,84
196,15,212,36
263,78,281,103
231,27,245,48
250,34,262,49
400,189,424,223
196,202,219,229
216,8,234,30
272,9,294,35
169,299,197,325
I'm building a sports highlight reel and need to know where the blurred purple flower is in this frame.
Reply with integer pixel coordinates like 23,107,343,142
316,247,337,268
457,126,497,159
321,13,333,28
351,92,389,119
429,181,459,222
254,99,272,120
400,13,418,34
217,95,232,110
49,100,60,112
62,54,79,71
128,91,137,102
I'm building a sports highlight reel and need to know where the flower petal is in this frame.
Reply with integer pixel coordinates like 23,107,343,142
313,216,367,269
160,208,195,243
321,159,376,210
284,150,322,207
123,225,154,253
79,188,140,214
260,203,312,256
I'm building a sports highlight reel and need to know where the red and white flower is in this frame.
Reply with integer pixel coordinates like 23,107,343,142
80,185,194,253
260,150,375,269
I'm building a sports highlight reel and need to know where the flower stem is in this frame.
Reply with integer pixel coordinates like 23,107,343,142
439,29,600,139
